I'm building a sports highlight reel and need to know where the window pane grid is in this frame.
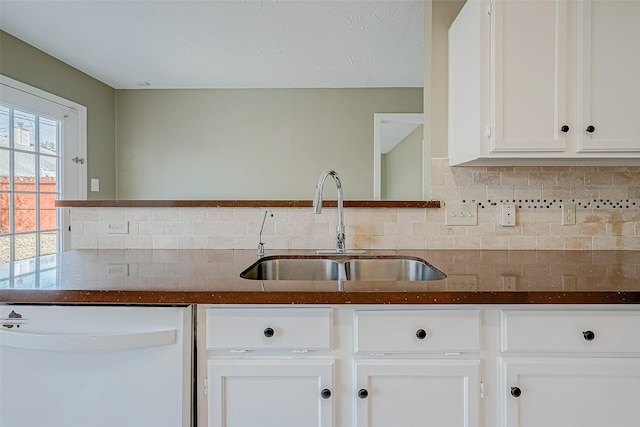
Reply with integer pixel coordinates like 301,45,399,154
0,104,61,263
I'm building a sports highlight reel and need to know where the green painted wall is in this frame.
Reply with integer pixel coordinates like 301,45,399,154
116,88,423,199
0,30,116,199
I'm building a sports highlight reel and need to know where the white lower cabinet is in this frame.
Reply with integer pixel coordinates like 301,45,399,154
502,358,640,427
500,309,640,427
207,359,334,427
198,305,640,427
198,306,484,427
355,359,481,427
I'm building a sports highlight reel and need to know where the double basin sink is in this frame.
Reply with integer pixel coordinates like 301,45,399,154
240,255,447,282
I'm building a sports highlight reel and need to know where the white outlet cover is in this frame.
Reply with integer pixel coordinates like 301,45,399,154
107,221,129,234
562,203,577,225
500,204,516,227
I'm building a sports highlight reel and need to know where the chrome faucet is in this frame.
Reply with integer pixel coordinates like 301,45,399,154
313,169,346,253
257,210,273,256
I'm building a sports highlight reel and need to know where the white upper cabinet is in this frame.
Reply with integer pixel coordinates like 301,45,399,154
492,0,569,154
449,0,640,165
577,0,640,152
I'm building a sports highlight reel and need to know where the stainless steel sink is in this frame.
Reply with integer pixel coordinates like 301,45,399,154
344,258,447,281
240,257,341,281
240,255,446,281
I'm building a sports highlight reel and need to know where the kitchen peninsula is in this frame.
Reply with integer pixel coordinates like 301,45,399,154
3,247,640,427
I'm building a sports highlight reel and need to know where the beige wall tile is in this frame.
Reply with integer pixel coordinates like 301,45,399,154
480,236,508,249
507,236,537,250
564,237,593,250
536,236,565,250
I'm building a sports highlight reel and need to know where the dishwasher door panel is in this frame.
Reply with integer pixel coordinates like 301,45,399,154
0,305,192,427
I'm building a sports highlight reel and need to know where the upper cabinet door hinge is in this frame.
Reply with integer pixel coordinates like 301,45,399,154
486,126,493,139
487,1,492,15
480,381,485,399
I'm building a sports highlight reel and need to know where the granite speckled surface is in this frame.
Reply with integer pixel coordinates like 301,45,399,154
2,249,640,305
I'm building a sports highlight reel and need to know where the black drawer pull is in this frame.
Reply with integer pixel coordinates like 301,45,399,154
511,387,522,398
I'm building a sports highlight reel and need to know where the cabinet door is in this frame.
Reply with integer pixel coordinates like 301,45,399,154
207,359,334,427
502,358,640,427
355,359,481,427
492,0,569,153
578,0,640,152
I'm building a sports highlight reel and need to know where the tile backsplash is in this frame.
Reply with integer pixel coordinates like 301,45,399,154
70,158,640,251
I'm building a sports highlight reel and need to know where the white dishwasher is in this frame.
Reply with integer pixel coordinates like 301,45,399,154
0,305,192,427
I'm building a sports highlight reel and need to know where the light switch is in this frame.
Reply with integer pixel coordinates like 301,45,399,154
445,201,478,226
91,178,100,192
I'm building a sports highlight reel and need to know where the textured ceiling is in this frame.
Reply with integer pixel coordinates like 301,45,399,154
0,0,424,89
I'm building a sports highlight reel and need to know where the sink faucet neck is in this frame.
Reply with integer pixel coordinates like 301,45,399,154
257,210,273,256
313,169,346,253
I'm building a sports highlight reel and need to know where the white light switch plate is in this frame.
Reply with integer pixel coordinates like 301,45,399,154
445,201,478,226
91,178,100,192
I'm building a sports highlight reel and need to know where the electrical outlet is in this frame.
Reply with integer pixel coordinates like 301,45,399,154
501,274,517,290
446,274,478,291
562,203,576,225
107,221,129,234
500,204,516,227
445,201,478,226
107,263,129,277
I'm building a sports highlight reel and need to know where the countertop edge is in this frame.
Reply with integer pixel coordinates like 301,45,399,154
2,290,640,305
55,200,441,209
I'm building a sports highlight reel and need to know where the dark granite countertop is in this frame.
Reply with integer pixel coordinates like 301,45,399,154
2,249,640,305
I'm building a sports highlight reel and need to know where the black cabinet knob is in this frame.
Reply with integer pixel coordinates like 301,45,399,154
358,389,369,399
586,125,595,133
561,125,570,133
321,388,331,399
263,327,275,338
510,387,522,398
583,330,595,341
416,329,427,340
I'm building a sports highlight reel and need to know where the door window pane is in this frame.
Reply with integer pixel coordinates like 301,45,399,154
39,117,58,155
0,148,8,190
14,233,36,260
40,154,57,188
40,232,57,256
39,194,56,230
0,106,8,148
13,110,36,151
14,151,35,190
0,235,9,263
14,193,36,232
0,192,9,234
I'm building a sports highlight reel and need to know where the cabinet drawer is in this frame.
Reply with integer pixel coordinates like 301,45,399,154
206,308,332,351
501,310,640,353
354,310,481,354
